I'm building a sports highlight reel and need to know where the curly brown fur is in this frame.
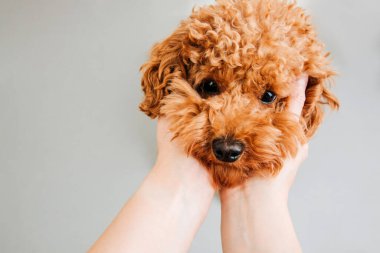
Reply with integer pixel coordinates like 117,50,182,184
139,0,339,188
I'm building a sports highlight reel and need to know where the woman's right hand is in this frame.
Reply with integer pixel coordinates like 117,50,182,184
219,75,309,253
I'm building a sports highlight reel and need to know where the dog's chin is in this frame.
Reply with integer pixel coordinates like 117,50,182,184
191,148,285,188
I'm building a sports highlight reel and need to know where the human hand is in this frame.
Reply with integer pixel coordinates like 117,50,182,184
155,117,202,169
219,75,309,253
89,117,215,253
240,74,309,198
152,117,215,190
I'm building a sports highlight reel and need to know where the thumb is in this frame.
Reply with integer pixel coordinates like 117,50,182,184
287,74,308,118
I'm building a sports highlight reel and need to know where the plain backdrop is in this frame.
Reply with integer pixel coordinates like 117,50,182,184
0,0,379,252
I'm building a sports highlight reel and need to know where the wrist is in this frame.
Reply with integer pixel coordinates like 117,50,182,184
147,160,215,216
220,178,290,209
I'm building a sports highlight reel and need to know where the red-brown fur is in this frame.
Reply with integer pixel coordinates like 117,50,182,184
139,0,339,188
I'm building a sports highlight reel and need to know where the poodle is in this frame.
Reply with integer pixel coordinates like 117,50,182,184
139,0,339,188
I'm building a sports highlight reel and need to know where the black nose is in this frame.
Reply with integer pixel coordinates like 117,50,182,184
212,138,244,163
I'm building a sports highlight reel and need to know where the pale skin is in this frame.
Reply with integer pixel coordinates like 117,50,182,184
221,75,308,253
88,75,308,253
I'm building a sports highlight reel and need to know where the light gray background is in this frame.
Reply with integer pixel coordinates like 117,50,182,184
0,0,379,252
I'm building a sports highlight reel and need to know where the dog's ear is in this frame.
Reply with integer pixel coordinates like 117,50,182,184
302,70,339,138
139,33,187,118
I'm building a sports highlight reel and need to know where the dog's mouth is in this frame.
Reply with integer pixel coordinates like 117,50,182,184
211,138,245,163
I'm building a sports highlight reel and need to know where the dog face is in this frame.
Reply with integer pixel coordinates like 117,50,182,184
139,0,339,188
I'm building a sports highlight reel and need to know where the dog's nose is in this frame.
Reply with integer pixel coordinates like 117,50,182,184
212,138,244,163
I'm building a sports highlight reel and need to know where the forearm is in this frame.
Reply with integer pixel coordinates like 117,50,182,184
220,183,302,253
89,161,215,253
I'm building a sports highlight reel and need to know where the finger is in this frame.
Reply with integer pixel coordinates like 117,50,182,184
157,116,169,133
157,117,172,142
296,143,309,164
287,74,308,118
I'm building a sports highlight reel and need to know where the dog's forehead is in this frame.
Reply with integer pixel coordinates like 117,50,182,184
181,0,308,90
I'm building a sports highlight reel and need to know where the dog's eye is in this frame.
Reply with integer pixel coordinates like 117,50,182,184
261,90,277,104
196,79,220,98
